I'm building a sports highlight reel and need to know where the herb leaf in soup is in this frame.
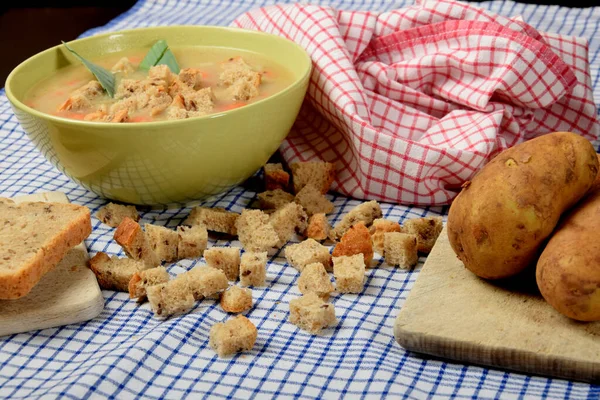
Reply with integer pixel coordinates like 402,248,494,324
139,40,169,71
61,41,116,98
139,40,180,73
156,49,180,74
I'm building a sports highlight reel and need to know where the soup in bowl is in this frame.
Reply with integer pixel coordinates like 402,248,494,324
6,26,312,206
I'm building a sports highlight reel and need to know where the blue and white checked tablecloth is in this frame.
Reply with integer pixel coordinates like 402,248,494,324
1,1,600,398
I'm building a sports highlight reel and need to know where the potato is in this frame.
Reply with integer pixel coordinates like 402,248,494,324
536,186,600,321
447,132,598,280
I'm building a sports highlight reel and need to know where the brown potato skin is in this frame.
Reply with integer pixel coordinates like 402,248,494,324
447,132,598,280
536,185,600,321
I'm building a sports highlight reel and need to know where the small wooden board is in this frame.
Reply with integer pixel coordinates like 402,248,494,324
0,192,104,337
395,226,600,383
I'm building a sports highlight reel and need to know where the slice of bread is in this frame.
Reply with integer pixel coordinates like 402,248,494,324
0,201,91,299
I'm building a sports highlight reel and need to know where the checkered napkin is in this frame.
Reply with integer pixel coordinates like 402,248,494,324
233,0,599,205
2,1,600,399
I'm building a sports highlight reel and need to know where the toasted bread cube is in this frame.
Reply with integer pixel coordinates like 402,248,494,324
294,185,334,216
177,225,208,259
96,202,139,228
370,218,402,254
258,189,294,210
183,87,214,116
184,265,229,300
333,254,365,294
220,286,252,313
289,292,336,335
285,238,332,272
148,65,173,83
89,252,145,292
332,200,382,239
403,216,443,254
145,224,178,263
146,275,195,317
114,217,160,269
269,203,308,248
204,247,240,281
297,262,334,300
239,251,268,287
332,222,373,267
236,209,280,251
209,315,257,357
264,163,290,191
183,206,238,235
128,266,170,300
290,161,336,194
111,57,136,74
230,75,261,101
58,81,103,111
220,58,262,101
305,213,331,241
179,67,204,90
384,232,419,269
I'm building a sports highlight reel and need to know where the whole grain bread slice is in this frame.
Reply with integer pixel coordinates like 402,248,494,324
0,201,91,299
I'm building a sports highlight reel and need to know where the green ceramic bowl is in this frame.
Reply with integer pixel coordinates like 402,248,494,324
5,26,311,206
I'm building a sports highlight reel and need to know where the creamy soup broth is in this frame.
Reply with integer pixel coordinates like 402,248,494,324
25,46,294,123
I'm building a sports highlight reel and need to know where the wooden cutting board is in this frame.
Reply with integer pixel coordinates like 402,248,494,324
394,226,600,383
0,192,104,337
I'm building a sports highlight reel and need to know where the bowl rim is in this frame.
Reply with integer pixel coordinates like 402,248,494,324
5,25,312,129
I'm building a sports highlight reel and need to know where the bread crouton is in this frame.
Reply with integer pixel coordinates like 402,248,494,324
58,81,104,112
183,206,238,235
204,247,241,281
182,87,214,115
403,216,443,254
370,218,402,254
258,189,294,210
289,292,336,335
333,254,365,294
176,225,208,259
89,252,145,292
294,184,334,216
184,266,229,300
114,217,160,269
128,266,170,300
332,200,382,239
297,262,334,300
220,286,252,313
285,238,332,272
235,209,280,252
111,57,136,74
209,315,257,357
145,224,178,263
290,161,336,194
332,222,373,267
269,203,308,248
264,163,290,191
384,232,419,269
305,213,331,241
148,65,174,84
146,275,195,317
239,251,268,287
220,57,262,101
179,68,204,90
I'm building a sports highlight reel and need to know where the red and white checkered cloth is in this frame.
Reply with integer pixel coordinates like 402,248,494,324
233,0,599,205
